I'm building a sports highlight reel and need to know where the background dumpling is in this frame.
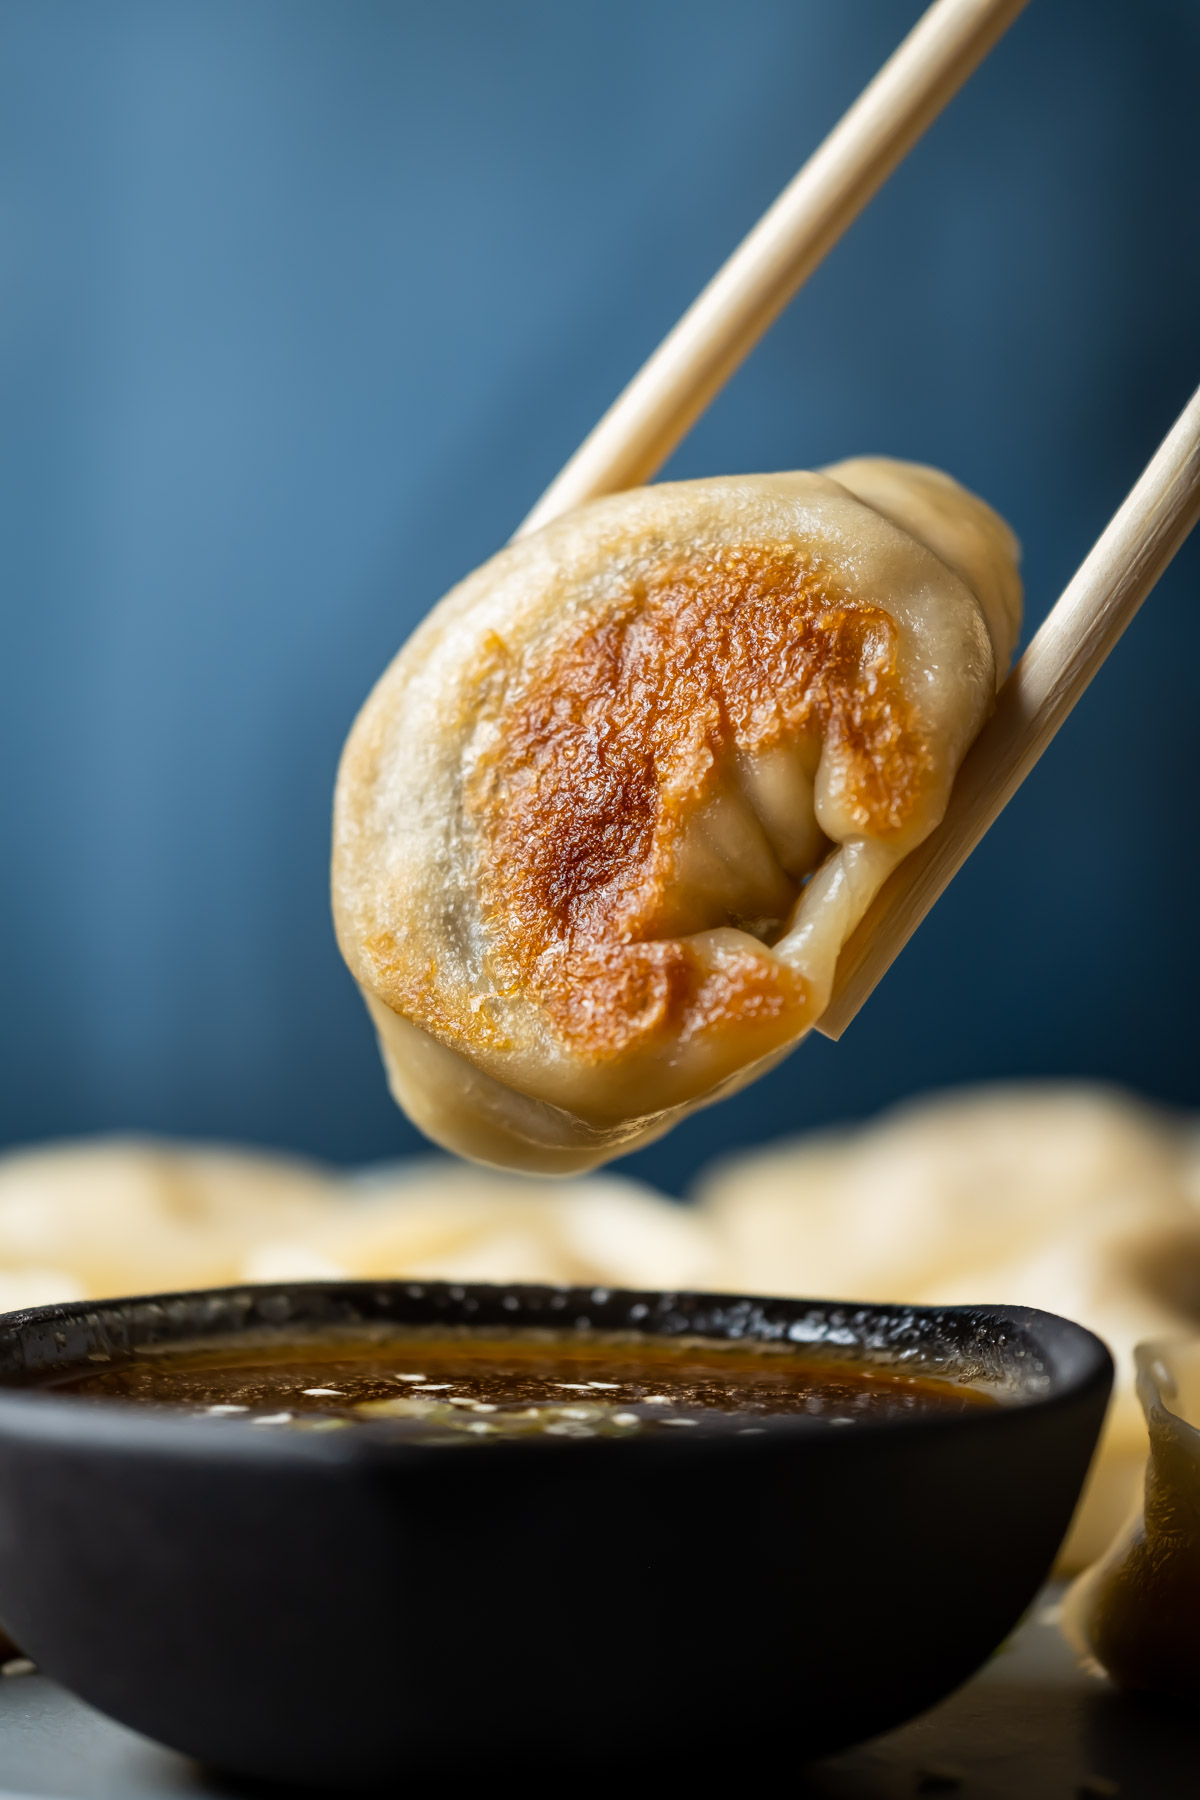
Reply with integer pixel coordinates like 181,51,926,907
1064,1338,1200,1696
247,1163,717,1292
697,1083,1200,1571
333,462,1021,1172
0,1136,717,1302
0,1138,337,1306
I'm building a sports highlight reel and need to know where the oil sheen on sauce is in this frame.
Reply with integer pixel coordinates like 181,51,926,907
46,1328,997,1443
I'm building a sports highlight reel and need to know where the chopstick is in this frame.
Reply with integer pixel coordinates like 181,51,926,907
516,0,1029,539
505,0,1195,1048
817,381,1200,1040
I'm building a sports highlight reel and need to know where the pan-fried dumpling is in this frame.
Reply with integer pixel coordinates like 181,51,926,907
1064,1338,1200,1697
333,459,1022,1172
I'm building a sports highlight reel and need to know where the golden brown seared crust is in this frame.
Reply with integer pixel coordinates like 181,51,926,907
462,545,934,1064
332,462,1019,1171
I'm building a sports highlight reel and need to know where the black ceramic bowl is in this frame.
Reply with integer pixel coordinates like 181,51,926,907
0,1280,1110,1785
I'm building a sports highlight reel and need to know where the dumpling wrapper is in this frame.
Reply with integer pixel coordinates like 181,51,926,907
696,1083,1200,1571
246,1163,718,1293
0,1138,337,1307
0,1136,718,1303
334,459,1021,1173
1064,1338,1200,1697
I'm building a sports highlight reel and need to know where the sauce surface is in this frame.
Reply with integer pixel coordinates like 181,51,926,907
47,1327,995,1443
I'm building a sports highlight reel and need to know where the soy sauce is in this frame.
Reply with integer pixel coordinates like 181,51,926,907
48,1327,996,1443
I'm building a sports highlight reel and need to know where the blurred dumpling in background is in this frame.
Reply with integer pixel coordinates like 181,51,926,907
695,1084,1200,1570
0,1139,338,1312
1064,1338,1200,1697
333,460,1021,1174
0,1138,716,1305
245,1164,716,1293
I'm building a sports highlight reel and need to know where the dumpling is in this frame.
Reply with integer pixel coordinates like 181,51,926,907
696,1082,1200,1571
1063,1338,1200,1698
247,1163,718,1292
0,1134,716,1303
333,459,1022,1173
0,1137,337,1305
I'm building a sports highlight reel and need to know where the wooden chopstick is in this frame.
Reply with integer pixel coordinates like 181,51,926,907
516,0,1029,539
504,0,1197,1049
817,381,1200,1040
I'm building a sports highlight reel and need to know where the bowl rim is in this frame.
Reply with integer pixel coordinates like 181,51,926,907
0,1278,1114,1468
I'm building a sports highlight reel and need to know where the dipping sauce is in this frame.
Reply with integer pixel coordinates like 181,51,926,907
45,1328,996,1442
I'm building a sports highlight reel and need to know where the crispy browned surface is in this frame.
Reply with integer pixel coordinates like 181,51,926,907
463,546,933,1063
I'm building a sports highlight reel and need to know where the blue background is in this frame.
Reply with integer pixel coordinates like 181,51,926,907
1,0,1197,1192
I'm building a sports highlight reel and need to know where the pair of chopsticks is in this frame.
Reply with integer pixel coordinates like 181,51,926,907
512,0,1200,1040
